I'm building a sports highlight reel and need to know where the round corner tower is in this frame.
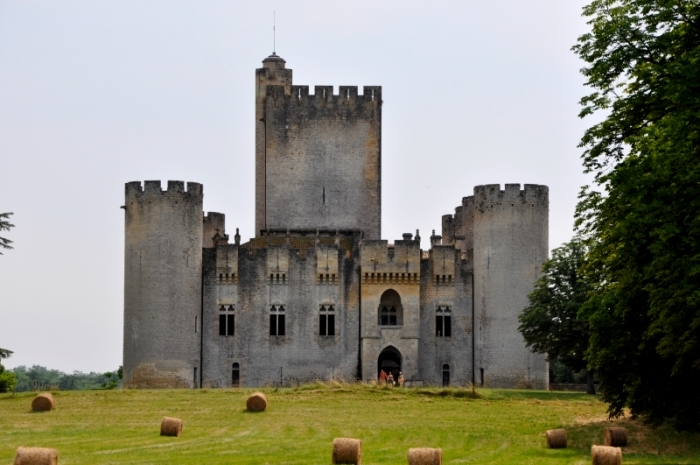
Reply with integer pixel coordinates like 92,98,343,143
123,180,203,388
472,183,549,389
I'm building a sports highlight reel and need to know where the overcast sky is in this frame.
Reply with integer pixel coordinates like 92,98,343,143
0,1,593,373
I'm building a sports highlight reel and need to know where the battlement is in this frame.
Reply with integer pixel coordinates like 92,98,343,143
266,85,382,108
125,180,203,201
360,238,421,277
473,184,548,209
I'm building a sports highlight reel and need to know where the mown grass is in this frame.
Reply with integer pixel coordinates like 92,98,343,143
1,382,699,464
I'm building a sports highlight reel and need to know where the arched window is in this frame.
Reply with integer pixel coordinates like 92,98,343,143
219,304,234,336
270,304,286,336
378,289,403,326
232,362,240,387
319,304,336,336
436,306,451,337
442,364,450,387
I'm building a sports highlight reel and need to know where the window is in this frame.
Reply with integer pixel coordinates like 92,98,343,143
379,306,398,326
232,362,240,387
436,306,452,337
319,305,335,336
219,305,234,336
442,364,450,386
269,304,286,336
378,289,403,326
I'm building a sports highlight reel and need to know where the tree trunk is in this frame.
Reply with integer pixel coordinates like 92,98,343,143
586,369,596,395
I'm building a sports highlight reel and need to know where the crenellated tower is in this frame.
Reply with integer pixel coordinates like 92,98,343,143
472,184,549,388
123,180,204,388
255,54,382,239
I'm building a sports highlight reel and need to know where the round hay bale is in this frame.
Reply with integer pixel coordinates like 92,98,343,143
545,429,567,449
160,416,183,437
591,445,622,465
13,446,58,465
407,447,442,465
31,393,55,412
246,392,267,412
332,438,362,464
604,427,628,447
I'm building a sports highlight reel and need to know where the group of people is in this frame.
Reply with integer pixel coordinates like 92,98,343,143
379,369,404,387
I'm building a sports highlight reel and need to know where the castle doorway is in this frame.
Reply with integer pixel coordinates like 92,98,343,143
378,346,402,382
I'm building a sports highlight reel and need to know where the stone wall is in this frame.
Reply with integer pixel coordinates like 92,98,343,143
255,56,382,239
359,239,421,382
123,180,203,388
418,246,474,386
202,233,362,388
472,184,549,389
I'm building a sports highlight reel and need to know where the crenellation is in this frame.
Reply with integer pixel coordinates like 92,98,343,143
474,183,548,211
267,84,382,109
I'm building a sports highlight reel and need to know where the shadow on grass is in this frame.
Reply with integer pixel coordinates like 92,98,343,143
563,416,700,461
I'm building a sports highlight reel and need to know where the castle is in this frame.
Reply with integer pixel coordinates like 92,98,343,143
122,54,549,389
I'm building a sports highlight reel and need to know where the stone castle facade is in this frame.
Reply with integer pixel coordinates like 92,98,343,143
122,54,549,389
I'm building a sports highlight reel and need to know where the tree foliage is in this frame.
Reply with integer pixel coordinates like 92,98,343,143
0,212,14,254
573,0,700,429
0,348,15,393
10,365,121,392
518,237,595,393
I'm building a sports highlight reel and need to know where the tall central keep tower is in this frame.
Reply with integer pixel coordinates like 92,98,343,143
255,54,382,239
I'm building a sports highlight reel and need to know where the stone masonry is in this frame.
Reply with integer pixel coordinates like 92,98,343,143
122,55,549,389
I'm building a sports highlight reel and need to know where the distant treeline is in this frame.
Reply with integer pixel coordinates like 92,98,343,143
11,365,121,392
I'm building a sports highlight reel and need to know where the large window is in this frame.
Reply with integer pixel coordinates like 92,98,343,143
436,306,451,337
269,304,286,336
377,289,403,326
219,305,234,336
319,305,335,336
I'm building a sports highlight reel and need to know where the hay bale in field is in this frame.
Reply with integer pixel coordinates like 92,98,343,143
545,429,567,449
246,392,267,412
407,447,442,465
13,446,58,465
31,393,55,412
332,438,362,464
591,445,622,465
604,427,628,447
160,416,183,437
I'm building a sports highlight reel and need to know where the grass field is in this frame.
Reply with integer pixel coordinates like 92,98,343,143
2,383,699,464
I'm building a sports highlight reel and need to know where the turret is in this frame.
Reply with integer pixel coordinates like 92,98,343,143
123,180,204,388
255,54,293,236
472,183,549,389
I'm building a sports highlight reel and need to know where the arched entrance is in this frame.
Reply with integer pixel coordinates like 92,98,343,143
378,346,402,382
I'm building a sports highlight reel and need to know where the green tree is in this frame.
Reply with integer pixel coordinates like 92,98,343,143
0,213,14,254
573,0,700,429
518,238,595,394
0,348,16,393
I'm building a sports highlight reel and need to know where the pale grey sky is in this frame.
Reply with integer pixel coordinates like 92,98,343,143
0,1,592,372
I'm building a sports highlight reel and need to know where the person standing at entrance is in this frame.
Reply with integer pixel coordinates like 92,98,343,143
379,369,387,385
398,372,404,387
387,372,394,386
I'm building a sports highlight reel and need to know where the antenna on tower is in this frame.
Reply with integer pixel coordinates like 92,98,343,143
273,11,276,54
